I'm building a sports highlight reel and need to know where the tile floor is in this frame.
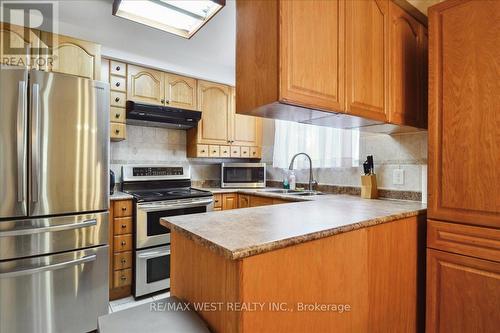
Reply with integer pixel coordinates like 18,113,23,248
109,292,170,313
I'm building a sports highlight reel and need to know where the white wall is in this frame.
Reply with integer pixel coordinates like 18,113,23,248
46,0,236,84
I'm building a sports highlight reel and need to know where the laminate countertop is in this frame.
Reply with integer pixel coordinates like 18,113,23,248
110,190,134,201
161,193,426,260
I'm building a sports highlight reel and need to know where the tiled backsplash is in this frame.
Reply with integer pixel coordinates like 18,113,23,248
111,121,427,196
261,119,427,193
110,125,222,182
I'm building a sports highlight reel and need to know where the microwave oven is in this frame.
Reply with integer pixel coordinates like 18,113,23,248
221,163,266,188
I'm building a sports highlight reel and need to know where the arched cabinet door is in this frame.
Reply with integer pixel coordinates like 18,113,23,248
164,73,197,110
388,1,427,128
197,80,231,145
127,64,164,106
40,33,101,79
230,87,262,147
0,23,41,69
345,0,389,122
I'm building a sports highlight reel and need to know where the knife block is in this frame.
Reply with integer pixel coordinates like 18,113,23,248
361,174,378,199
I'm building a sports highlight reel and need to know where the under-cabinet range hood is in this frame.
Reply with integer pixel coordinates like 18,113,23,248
126,101,201,129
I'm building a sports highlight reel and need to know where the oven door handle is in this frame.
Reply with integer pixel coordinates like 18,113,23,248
137,198,213,212
137,250,171,259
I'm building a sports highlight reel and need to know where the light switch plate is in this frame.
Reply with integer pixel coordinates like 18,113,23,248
393,169,405,185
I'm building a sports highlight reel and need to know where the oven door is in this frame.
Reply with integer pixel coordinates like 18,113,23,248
136,197,213,249
135,245,170,298
221,163,266,188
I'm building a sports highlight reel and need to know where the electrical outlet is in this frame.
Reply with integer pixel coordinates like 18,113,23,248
393,169,405,185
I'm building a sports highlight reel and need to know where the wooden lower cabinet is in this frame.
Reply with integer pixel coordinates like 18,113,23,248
109,199,134,300
217,193,293,210
238,194,250,208
222,193,238,210
171,215,426,332
249,195,274,207
426,249,500,333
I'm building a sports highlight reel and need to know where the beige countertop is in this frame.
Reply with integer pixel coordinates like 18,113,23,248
161,192,426,260
110,190,134,201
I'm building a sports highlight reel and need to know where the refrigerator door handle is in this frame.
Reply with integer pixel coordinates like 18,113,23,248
0,218,97,237
17,80,27,203
31,83,40,203
0,254,97,278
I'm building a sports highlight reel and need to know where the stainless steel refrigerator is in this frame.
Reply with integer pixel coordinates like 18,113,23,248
0,65,110,333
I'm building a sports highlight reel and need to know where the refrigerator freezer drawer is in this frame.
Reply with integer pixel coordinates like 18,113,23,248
0,246,109,333
0,211,108,261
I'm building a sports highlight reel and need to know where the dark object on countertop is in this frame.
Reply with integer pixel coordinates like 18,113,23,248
363,155,374,175
110,170,115,195
98,296,210,333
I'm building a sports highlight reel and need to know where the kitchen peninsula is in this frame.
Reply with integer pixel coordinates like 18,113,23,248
161,195,427,332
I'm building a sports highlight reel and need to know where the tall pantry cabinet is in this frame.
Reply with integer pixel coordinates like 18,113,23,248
426,1,500,332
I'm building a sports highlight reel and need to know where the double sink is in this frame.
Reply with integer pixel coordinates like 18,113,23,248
258,189,324,197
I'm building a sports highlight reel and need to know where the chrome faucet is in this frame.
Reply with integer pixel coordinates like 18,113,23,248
288,153,317,191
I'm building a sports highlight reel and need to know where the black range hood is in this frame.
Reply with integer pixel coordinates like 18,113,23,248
126,101,201,129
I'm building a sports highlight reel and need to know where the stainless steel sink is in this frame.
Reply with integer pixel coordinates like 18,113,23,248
292,191,324,196
259,189,302,194
259,189,324,196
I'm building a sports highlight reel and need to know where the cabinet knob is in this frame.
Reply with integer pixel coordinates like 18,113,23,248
121,224,127,229
115,113,120,119
212,150,217,153
161,99,165,104
116,66,121,71
115,129,120,134
201,150,206,153
121,207,127,211
121,258,127,264
165,100,170,104
115,97,120,102
115,82,120,87
121,241,126,246
121,275,127,281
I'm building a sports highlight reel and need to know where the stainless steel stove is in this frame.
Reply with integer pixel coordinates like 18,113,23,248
121,165,213,298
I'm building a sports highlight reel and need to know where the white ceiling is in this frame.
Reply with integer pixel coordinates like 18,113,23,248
55,0,236,84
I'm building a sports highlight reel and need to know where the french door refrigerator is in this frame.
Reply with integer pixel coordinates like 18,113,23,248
0,65,110,333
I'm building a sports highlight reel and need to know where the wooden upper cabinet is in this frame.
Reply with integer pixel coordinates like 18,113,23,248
388,1,427,128
164,73,197,110
197,80,231,145
127,64,164,105
426,249,500,333
0,23,40,69
41,33,101,80
345,0,388,122
230,87,262,147
428,0,500,228
279,0,344,112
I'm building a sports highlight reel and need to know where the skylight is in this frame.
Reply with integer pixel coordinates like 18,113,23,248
112,0,225,39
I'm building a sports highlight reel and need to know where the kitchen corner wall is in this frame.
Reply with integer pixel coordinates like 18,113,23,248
261,119,428,193
110,125,223,183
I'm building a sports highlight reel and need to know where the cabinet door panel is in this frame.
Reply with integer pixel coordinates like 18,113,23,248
0,23,40,69
222,194,238,210
197,80,231,145
389,2,425,128
280,0,344,112
41,33,101,80
426,249,500,333
127,65,164,105
164,73,197,110
346,0,388,121
428,0,500,227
